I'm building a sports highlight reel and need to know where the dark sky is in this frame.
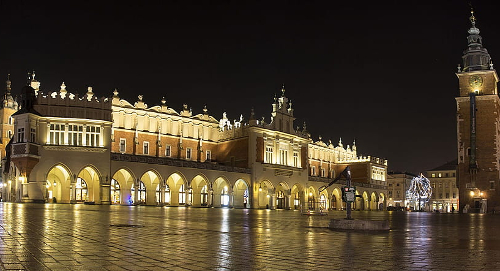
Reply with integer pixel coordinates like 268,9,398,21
0,0,498,174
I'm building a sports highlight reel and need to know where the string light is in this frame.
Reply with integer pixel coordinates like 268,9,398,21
406,173,432,210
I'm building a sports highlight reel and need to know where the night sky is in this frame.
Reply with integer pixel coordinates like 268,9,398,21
1,1,499,174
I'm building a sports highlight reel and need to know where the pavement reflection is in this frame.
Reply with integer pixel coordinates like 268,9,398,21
2,203,500,270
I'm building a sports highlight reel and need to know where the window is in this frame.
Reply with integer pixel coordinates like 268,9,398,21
165,145,171,157
7,130,12,138
446,193,450,198
279,148,288,165
438,173,442,178
186,148,192,160
85,125,100,147
396,183,400,186
311,166,316,176
431,173,436,177
265,147,273,163
491,181,495,189
453,193,456,199
68,125,83,146
293,152,299,167
143,141,149,155
439,193,442,199
30,128,36,142
389,183,393,187
119,139,126,153
17,127,25,143
445,173,449,177
49,124,64,144
8,116,13,125
205,150,211,161
321,168,325,177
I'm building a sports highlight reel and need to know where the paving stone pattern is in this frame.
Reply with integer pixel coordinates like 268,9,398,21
1,203,500,270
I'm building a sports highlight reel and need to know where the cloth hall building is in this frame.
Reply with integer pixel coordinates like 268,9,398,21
0,76,388,211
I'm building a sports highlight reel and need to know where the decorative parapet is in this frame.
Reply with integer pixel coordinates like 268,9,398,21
11,142,41,158
111,153,252,174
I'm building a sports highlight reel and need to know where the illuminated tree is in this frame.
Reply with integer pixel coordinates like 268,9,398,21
406,173,432,211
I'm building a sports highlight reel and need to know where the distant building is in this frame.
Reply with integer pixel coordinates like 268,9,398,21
456,11,500,213
426,160,459,212
1,77,389,210
387,172,416,209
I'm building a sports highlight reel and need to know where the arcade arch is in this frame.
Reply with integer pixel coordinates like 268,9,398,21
233,179,250,208
213,177,231,207
111,168,136,205
191,175,209,207
45,164,72,203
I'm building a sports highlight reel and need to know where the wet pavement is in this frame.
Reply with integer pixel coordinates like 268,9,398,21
1,203,500,271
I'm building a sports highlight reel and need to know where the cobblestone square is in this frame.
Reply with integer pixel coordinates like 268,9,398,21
1,203,500,270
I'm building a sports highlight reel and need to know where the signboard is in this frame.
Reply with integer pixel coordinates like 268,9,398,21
342,186,356,202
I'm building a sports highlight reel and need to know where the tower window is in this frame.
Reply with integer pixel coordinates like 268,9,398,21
143,141,149,155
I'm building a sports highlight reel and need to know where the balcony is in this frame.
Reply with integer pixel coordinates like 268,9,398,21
11,142,41,158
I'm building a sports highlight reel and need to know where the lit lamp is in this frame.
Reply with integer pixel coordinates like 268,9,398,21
470,191,475,197
259,184,262,192
53,181,57,187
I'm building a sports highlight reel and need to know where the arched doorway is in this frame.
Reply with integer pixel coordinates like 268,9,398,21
46,164,72,203
140,170,162,205
213,177,231,207
291,184,304,210
74,177,88,202
111,168,135,205
233,179,249,208
256,180,274,209
191,175,209,207
76,166,101,203
165,173,186,206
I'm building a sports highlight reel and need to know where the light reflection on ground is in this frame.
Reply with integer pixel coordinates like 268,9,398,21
1,203,500,270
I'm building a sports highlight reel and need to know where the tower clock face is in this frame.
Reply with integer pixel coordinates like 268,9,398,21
469,75,484,88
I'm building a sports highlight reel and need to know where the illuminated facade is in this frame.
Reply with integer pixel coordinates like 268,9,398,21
1,77,388,210
426,160,459,212
386,172,415,209
456,12,500,213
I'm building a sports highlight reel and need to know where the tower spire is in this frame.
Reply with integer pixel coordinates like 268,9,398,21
462,8,492,72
